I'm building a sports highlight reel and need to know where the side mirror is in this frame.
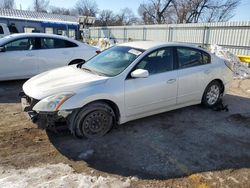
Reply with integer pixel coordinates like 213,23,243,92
0,46,6,52
131,69,149,78
76,60,86,68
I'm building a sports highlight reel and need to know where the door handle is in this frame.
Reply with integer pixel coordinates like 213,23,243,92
62,51,70,55
167,79,176,84
204,69,211,74
26,53,34,57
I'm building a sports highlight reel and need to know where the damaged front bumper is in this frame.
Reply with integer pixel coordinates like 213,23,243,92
20,92,72,130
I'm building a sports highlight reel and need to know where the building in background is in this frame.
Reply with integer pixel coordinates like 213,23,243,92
0,8,79,39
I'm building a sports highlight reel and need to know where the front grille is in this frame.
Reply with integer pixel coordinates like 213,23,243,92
20,91,39,111
27,96,39,109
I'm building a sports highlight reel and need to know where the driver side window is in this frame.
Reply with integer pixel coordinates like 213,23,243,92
4,38,35,51
135,47,174,75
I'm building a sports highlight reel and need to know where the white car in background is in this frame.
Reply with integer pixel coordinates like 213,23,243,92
0,33,99,81
21,41,233,138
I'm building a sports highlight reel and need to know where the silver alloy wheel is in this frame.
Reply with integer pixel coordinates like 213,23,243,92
206,85,220,105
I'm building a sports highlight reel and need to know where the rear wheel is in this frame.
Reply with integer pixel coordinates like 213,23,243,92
74,102,115,138
202,81,223,108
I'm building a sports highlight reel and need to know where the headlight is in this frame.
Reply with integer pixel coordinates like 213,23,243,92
33,92,75,112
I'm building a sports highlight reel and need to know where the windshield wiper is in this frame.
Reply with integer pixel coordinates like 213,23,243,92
82,67,106,76
82,67,109,77
82,67,96,74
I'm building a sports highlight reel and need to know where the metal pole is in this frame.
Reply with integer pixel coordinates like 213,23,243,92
168,27,173,42
98,28,100,39
143,27,147,41
124,28,127,42
202,26,208,47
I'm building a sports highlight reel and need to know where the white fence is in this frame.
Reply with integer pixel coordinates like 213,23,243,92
89,21,250,55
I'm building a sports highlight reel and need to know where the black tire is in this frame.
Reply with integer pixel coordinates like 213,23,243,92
202,80,223,108
74,102,115,138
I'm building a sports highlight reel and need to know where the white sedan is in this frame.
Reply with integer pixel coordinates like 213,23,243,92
21,41,233,138
0,33,99,81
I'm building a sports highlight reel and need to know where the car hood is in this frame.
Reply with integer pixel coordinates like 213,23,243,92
23,65,108,100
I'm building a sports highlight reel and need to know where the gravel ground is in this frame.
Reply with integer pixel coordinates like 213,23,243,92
0,79,250,187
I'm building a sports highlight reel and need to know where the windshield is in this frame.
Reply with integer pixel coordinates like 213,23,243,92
82,46,144,77
0,35,15,46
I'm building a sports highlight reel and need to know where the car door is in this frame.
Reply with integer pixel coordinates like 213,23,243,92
0,37,38,80
176,47,213,105
36,37,75,73
125,47,178,116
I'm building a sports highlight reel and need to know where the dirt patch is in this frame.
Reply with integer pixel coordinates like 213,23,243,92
0,127,59,168
0,103,94,176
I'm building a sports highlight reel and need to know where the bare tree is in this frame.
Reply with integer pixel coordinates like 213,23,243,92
116,8,138,25
172,0,239,23
172,0,207,23
138,0,173,24
33,0,49,12
204,0,239,22
95,9,116,26
95,8,138,26
138,0,239,24
75,0,98,17
138,6,155,24
50,6,71,15
0,0,15,9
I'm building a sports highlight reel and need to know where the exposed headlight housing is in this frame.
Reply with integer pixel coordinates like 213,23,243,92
33,92,75,112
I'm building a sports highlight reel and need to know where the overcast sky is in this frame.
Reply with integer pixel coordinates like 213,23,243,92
14,0,250,21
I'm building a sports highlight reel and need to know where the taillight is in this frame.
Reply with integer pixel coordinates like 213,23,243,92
96,50,101,54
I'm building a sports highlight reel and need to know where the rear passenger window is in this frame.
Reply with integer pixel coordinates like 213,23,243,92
0,26,3,34
177,47,203,69
41,38,54,49
65,40,78,47
203,52,211,64
177,47,211,68
40,38,77,49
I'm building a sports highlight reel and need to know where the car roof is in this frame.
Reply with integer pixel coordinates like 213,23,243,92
0,33,82,46
119,41,168,50
5,33,71,40
119,41,208,52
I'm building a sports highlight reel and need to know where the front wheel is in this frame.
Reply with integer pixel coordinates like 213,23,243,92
202,81,223,108
74,102,115,138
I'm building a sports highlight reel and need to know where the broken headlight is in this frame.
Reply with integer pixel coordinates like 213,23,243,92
33,92,75,112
